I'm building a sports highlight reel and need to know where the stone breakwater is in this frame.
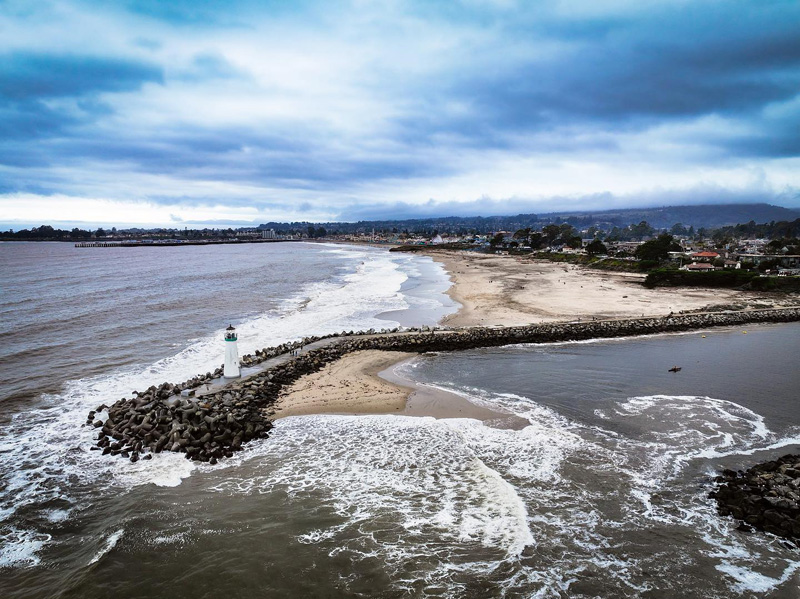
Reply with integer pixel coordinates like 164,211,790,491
710,454,800,545
88,308,800,465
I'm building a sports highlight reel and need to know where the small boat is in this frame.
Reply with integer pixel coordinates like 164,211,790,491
668,366,682,373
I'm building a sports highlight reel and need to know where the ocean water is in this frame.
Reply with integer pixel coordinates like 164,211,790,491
392,328,800,597
1,242,799,598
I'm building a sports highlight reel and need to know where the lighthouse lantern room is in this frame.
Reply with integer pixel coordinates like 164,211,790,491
223,324,240,379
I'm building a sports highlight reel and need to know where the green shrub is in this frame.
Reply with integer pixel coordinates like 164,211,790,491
642,269,800,291
644,269,759,289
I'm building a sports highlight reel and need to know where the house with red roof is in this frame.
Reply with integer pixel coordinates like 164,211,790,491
690,250,719,260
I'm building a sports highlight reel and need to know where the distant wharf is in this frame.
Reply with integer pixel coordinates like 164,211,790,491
75,238,300,248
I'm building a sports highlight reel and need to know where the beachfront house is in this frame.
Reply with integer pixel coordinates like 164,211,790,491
682,262,715,272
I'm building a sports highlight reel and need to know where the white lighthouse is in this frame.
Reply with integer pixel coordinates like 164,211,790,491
223,324,240,378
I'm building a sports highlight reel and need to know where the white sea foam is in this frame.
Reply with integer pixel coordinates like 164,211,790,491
196,376,800,596
0,245,449,567
88,529,124,565
113,451,197,488
597,393,800,596
613,395,776,473
421,386,800,595
716,561,800,594
151,532,188,546
0,528,50,568
466,460,534,555
297,526,346,545
43,509,71,523
213,414,535,565
208,385,629,594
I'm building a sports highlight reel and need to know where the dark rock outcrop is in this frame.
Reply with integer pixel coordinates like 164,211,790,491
710,454,800,544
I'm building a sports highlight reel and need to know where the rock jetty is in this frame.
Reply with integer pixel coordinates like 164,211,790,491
710,454,800,544
89,308,800,464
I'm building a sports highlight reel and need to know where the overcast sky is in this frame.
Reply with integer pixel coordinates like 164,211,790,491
1,0,799,228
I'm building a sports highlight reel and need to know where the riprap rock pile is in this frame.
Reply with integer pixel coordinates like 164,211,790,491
710,454,800,544
89,382,272,464
89,308,800,463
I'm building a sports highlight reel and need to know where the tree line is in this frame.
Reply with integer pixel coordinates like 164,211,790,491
5,217,800,249
3,225,97,240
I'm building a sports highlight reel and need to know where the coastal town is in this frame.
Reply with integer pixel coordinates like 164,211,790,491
349,227,800,277
7,210,800,279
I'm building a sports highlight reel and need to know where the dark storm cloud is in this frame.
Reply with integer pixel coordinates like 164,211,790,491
120,0,309,26
436,2,800,137
0,52,163,100
0,52,162,146
337,186,789,222
724,107,800,158
1,0,798,220
0,100,78,144
32,123,447,189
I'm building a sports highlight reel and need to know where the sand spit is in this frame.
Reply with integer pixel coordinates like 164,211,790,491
272,350,415,418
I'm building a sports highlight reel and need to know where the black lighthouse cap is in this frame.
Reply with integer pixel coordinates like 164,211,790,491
226,324,235,330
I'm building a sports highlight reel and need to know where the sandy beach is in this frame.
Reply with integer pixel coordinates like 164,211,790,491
271,350,416,419
426,250,792,327
273,247,796,421
273,348,527,426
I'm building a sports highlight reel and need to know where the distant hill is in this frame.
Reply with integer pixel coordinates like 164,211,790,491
259,203,800,234
537,203,800,230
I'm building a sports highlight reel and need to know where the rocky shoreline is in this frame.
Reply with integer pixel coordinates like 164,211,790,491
89,308,800,466
710,454,800,545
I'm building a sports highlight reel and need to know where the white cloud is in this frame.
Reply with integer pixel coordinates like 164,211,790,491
0,0,798,224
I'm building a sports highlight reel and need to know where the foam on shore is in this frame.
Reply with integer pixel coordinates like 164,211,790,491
0,245,453,568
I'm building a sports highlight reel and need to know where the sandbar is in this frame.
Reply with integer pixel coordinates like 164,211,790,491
272,349,525,427
271,350,415,419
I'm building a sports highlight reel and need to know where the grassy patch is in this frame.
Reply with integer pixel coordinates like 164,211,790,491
531,252,654,272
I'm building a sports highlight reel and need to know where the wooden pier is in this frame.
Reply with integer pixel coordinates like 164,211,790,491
74,239,299,248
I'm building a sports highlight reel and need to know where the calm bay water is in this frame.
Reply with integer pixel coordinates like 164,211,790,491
1,241,799,598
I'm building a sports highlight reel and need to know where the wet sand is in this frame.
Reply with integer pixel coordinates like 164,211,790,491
273,349,526,427
271,350,415,419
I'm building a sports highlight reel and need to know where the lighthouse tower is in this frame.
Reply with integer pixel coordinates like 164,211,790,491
223,324,240,379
